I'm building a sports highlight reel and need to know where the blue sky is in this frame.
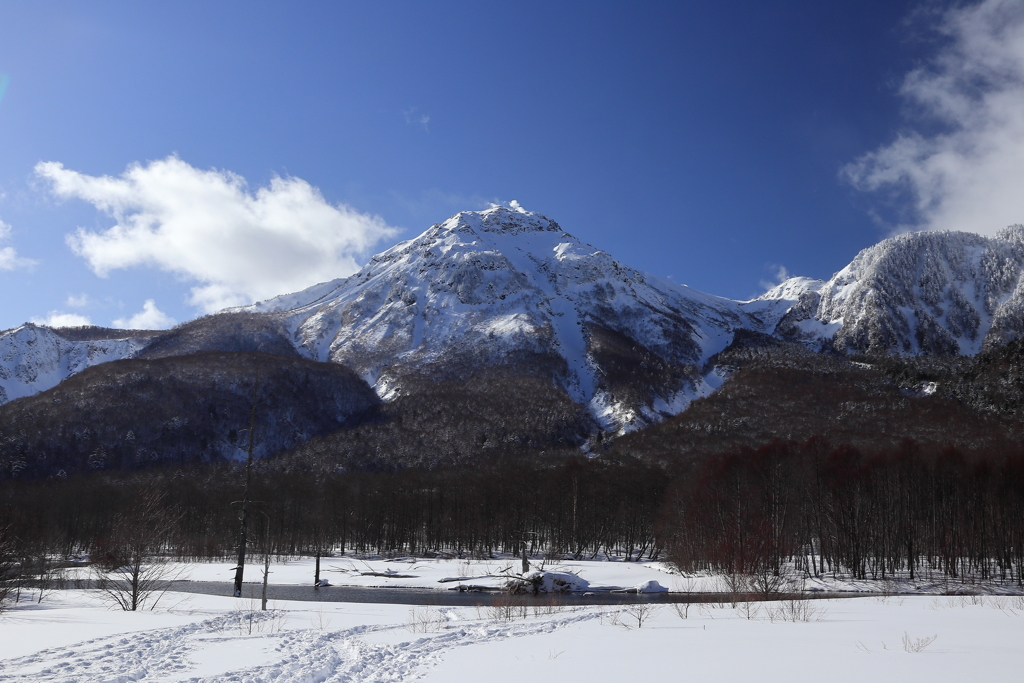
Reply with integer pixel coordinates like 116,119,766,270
2,1,1023,330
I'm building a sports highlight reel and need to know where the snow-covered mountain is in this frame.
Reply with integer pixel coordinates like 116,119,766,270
0,325,149,404
248,205,766,431
771,226,1024,355
7,208,1024,436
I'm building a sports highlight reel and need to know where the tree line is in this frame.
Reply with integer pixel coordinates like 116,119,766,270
660,438,1024,585
0,455,667,567
5,437,1024,588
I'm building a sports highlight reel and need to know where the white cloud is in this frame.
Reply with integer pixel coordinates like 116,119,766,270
844,0,1024,235
489,200,533,214
113,299,176,330
0,218,37,271
32,311,92,328
35,156,399,312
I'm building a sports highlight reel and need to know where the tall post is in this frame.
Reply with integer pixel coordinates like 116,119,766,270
260,510,271,610
262,550,270,610
233,355,260,597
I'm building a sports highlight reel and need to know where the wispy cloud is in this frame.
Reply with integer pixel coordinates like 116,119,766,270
844,0,1024,236
0,218,37,271
759,264,791,291
113,299,175,330
32,311,92,328
389,188,501,219
403,107,430,132
35,156,398,312
65,293,92,308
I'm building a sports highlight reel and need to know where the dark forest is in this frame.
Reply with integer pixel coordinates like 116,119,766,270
5,438,1024,589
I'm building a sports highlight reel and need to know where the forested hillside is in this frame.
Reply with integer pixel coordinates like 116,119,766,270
607,331,1024,471
276,370,595,471
0,351,378,478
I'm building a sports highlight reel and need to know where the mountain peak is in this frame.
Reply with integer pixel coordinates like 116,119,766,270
756,276,825,303
441,204,564,238
236,206,758,432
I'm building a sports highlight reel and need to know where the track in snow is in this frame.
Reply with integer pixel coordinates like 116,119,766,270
0,609,600,682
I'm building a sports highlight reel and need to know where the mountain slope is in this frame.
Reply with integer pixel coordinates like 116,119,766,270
248,205,765,432
608,330,1024,471
0,324,156,404
0,351,378,478
771,226,1024,355
276,369,594,472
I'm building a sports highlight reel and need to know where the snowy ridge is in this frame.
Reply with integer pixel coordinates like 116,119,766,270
0,324,148,404
798,226,1024,355
757,276,827,302
248,205,766,432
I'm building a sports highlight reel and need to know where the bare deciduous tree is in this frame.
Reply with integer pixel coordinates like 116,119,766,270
94,486,182,611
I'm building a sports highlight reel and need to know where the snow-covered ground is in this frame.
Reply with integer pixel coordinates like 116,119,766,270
3,586,1024,681
4,557,1024,681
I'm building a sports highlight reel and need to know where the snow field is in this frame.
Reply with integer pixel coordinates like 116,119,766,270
7,556,1024,681
3,589,1024,682
425,594,1024,683
0,590,601,682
